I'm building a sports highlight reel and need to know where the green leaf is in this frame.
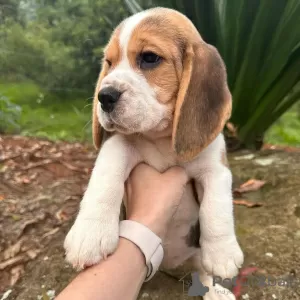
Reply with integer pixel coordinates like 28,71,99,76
232,0,287,121
124,0,143,14
137,0,300,147
238,47,300,141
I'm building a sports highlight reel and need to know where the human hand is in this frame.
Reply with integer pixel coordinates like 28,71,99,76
125,163,188,240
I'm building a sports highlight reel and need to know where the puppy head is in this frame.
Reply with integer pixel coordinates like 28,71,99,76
93,8,231,161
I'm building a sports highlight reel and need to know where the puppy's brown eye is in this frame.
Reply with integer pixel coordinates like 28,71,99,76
138,51,162,70
106,59,112,67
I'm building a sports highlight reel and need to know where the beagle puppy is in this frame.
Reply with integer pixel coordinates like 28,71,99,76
64,7,243,299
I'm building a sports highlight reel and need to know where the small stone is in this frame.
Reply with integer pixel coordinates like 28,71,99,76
43,256,49,261
142,292,149,298
265,252,274,258
1,290,12,300
46,290,55,300
272,294,277,299
254,158,275,166
38,290,55,300
234,154,255,161
295,231,300,239
242,294,249,300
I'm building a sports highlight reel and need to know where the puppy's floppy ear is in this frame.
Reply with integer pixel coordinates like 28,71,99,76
172,41,232,162
92,64,108,149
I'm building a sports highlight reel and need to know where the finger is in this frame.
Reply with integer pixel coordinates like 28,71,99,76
164,166,188,185
130,163,160,179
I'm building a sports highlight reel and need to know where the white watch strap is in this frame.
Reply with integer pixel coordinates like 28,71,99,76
119,220,164,282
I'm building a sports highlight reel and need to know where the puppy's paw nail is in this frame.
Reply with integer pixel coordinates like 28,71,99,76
64,217,119,269
201,237,244,279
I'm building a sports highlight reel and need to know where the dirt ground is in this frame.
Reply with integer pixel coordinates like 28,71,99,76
0,135,300,300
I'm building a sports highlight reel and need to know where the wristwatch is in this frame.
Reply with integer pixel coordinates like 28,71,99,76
119,220,164,282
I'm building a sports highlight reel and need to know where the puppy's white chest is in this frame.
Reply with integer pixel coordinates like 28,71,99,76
133,137,177,172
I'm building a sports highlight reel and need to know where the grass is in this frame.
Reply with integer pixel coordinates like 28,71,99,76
0,81,300,147
0,81,93,143
265,105,300,147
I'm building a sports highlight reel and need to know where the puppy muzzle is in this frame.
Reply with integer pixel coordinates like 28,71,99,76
98,86,122,113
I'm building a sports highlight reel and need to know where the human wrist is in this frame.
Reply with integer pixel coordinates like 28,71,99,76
119,220,164,281
128,215,166,240
119,237,146,261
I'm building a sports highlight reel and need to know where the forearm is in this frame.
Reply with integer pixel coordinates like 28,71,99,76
57,238,147,300
198,165,235,238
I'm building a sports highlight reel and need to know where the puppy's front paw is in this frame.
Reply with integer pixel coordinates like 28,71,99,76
64,216,119,270
201,236,243,278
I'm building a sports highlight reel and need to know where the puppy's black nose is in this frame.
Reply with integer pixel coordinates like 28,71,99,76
98,87,122,113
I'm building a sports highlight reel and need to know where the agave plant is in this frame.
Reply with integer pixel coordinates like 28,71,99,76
124,0,300,149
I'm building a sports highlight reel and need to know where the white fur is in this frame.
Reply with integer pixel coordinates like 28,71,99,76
119,10,150,59
185,135,243,278
65,10,243,290
64,135,142,269
65,133,243,280
192,255,236,300
98,10,170,135
99,69,170,134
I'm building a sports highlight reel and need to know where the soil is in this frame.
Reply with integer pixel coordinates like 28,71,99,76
0,135,299,300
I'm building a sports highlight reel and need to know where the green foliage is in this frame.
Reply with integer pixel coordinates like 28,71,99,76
1,0,300,147
125,0,300,147
0,81,92,142
266,103,300,146
0,0,128,141
0,93,21,133
0,0,21,22
0,0,129,92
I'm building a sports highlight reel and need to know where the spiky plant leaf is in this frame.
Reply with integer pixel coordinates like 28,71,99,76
124,0,300,147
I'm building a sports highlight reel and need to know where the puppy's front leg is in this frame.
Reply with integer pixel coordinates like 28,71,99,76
196,165,243,278
186,138,243,279
64,135,141,270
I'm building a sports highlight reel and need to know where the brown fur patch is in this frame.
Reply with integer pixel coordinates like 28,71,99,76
122,10,232,161
92,67,106,149
92,29,122,149
93,8,232,157
172,43,232,162
185,219,201,248
103,27,122,69
126,14,184,104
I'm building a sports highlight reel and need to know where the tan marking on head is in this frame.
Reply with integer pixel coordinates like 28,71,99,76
103,27,122,69
125,11,188,104
93,8,232,156
121,8,232,161
92,27,122,149
173,42,232,162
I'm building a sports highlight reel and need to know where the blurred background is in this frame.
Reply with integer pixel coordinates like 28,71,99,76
1,1,300,300
1,0,300,148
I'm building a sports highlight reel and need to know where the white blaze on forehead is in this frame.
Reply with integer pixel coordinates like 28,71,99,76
119,11,151,60
101,11,155,89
